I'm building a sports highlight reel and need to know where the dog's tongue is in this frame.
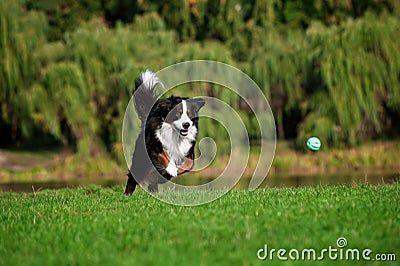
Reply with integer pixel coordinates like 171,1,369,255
180,129,188,136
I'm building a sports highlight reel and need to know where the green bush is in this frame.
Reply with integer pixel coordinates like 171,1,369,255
1,0,400,156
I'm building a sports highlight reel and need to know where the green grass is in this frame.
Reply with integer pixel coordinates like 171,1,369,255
1,185,399,266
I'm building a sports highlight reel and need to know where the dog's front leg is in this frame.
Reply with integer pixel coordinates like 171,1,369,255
165,161,178,177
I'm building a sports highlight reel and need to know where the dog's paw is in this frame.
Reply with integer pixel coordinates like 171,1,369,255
165,163,178,177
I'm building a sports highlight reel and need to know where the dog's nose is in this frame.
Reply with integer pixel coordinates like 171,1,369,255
182,122,190,129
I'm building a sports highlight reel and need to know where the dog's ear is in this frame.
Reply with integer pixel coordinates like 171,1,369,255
156,98,173,117
190,98,205,111
165,96,182,110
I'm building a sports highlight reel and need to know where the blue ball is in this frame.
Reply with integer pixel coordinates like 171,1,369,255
307,137,321,151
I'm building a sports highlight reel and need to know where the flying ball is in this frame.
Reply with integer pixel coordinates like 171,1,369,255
307,137,321,151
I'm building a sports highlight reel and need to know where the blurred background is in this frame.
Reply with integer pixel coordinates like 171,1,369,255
1,0,399,190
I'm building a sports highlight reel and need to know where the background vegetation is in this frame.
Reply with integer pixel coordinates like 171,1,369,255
1,0,400,162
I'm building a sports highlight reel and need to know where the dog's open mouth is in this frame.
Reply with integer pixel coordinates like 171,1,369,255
180,129,189,136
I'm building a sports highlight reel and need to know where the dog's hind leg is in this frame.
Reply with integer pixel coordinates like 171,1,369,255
124,171,137,195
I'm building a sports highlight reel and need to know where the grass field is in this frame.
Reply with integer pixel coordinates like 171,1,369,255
1,185,399,265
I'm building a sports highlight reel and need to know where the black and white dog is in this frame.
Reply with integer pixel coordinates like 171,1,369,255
124,70,205,194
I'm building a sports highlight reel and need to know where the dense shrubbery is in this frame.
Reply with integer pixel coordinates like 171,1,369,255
249,14,400,147
1,0,400,160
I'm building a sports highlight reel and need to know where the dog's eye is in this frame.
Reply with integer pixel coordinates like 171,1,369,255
179,108,182,113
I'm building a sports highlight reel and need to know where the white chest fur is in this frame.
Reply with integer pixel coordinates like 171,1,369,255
155,122,195,167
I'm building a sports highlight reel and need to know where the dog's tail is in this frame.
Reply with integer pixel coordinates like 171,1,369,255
133,69,163,123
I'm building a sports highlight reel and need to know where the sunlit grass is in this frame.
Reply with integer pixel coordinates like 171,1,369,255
1,185,399,265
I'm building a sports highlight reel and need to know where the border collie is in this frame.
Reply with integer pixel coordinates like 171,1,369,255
124,70,205,194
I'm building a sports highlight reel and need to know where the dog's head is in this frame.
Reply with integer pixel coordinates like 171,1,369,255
162,96,205,138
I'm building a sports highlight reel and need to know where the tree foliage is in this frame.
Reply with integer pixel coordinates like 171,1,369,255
249,13,400,147
1,0,400,158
